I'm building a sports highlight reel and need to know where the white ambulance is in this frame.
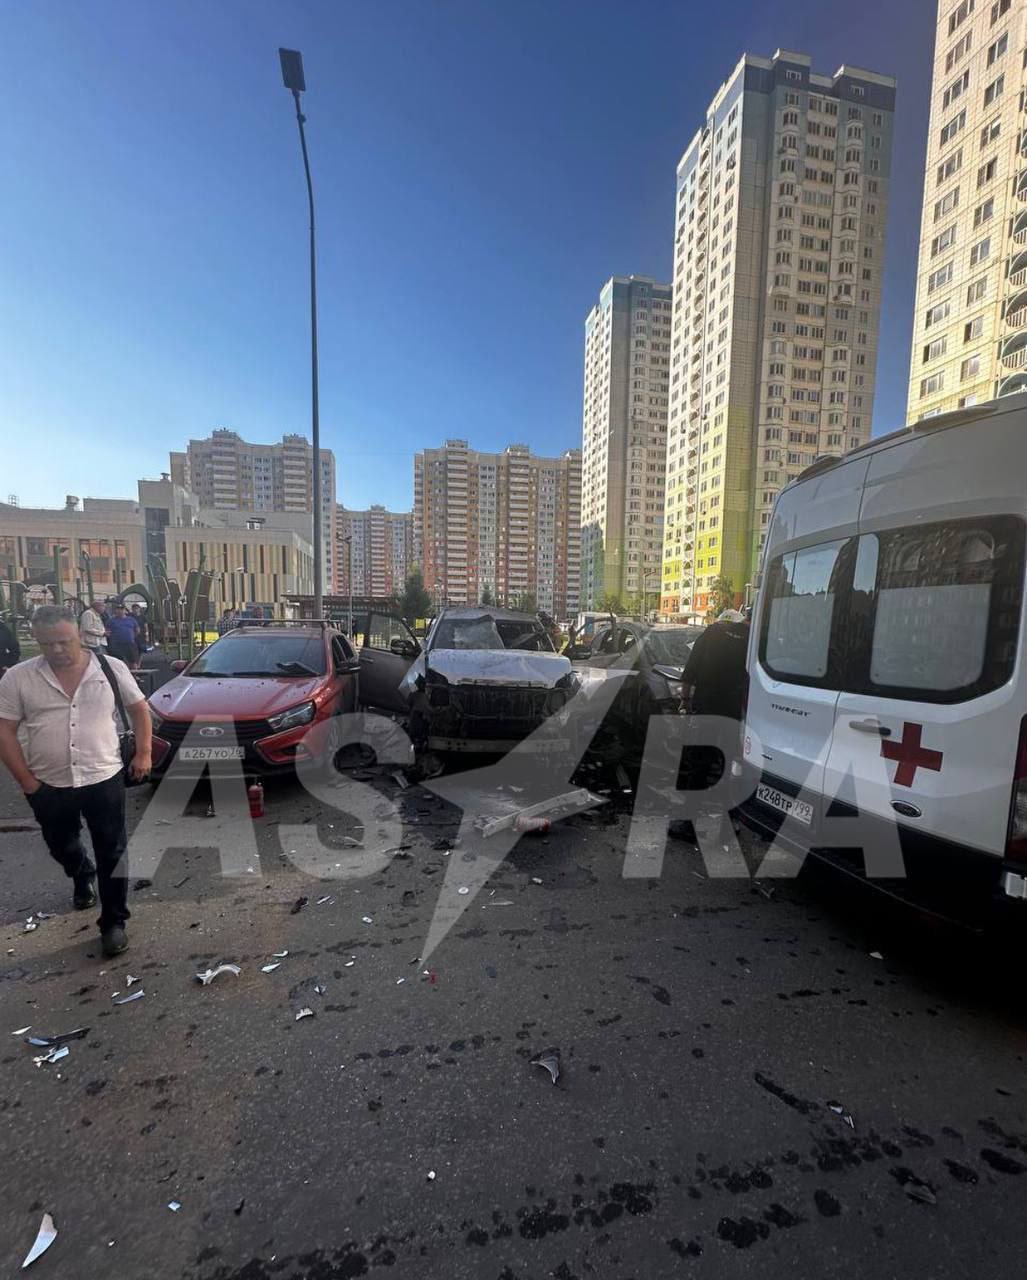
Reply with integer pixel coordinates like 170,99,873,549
739,396,1027,925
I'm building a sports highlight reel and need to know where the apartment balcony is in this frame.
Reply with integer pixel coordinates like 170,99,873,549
999,372,1027,397
1001,332,1027,369
1015,212,1027,246
1009,251,1027,288
1017,172,1027,202
1005,290,1027,328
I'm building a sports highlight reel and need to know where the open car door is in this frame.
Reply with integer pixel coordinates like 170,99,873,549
355,612,420,713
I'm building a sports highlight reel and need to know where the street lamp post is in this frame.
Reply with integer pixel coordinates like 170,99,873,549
279,48,323,620
342,535,354,637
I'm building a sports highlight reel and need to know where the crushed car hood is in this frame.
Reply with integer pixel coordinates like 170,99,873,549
427,649,572,686
399,649,572,699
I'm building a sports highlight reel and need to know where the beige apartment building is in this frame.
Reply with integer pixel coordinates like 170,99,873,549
413,440,581,618
661,50,895,619
164,520,314,612
337,505,413,600
171,429,337,590
908,0,1022,420
0,496,146,598
581,276,671,610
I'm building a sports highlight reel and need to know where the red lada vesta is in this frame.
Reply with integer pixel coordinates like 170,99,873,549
148,623,359,777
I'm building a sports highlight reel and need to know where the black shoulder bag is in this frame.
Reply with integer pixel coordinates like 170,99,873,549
96,652,146,786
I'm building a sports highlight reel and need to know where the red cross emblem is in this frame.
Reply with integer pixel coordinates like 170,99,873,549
881,721,944,788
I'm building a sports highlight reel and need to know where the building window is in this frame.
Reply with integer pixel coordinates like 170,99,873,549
969,236,991,265
983,73,1005,106
921,372,945,397
940,109,966,145
961,354,981,380
980,118,1001,148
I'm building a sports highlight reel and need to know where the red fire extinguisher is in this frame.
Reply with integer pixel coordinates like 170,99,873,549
247,781,264,818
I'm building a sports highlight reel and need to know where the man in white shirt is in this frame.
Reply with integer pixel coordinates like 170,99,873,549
0,606,152,957
78,598,107,651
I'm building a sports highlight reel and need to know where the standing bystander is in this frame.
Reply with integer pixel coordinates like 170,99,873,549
0,606,152,956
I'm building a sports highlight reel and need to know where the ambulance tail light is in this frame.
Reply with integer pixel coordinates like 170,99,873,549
1006,717,1027,863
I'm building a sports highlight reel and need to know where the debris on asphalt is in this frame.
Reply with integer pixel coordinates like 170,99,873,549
194,964,241,985
361,916,373,924
869,950,884,960
23,919,38,933
167,1201,182,1212
396,977,406,985
530,1050,561,1085
125,975,141,987
21,1212,57,1268
173,876,190,889
344,960,355,967
316,895,334,905
432,838,453,851
26,1028,88,1048
233,1199,245,1215
313,983,325,995
272,951,289,958
827,1101,855,1129
295,1007,315,1021
12,1026,31,1036
754,884,776,901
133,879,153,890
904,1182,937,1205
261,963,281,974
33,1046,70,1067
205,803,215,818
457,886,470,896
290,896,309,915
113,990,145,1005
391,771,410,790
426,1170,436,1181
35,911,54,920
484,900,514,908
530,877,543,885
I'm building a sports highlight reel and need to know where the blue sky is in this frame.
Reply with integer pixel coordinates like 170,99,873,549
2,0,936,513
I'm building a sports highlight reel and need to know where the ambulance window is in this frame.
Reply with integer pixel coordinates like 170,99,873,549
760,539,848,682
863,517,1024,700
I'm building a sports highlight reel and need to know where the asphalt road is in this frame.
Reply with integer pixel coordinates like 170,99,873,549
2,762,1026,1280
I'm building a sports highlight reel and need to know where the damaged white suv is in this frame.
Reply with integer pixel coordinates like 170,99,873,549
397,607,579,754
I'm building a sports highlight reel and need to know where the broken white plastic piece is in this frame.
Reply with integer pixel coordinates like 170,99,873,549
295,1007,315,1021
21,1212,57,1268
195,964,241,985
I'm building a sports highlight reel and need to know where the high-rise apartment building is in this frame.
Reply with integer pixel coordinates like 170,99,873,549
413,440,581,617
908,0,1021,420
580,276,671,610
337,505,413,600
661,50,895,618
173,429,337,590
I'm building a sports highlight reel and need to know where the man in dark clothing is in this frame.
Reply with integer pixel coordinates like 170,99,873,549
106,603,141,667
680,610,750,791
682,610,750,720
0,616,20,676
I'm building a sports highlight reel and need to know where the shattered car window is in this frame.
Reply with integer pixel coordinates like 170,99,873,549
430,615,555,653
644,628,703,665
431,616,506,650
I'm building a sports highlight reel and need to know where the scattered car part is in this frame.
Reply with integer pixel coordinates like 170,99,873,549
21,1213,57,1269
531,1051,560,1085
194,964,241,985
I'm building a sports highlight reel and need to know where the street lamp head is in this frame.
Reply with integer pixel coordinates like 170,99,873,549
279,48,306,93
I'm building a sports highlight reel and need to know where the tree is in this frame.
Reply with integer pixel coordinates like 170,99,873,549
480,582,494,606
400,568,432,622
623,592,644,620
708,574,735,617
512,592,537,613
597,591,623,616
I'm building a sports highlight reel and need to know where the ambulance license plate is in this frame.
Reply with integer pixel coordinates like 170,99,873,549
756,783,813,826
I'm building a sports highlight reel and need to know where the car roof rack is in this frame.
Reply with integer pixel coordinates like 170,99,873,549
233,618,335,629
